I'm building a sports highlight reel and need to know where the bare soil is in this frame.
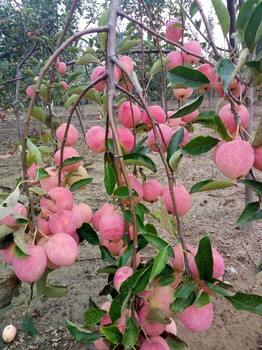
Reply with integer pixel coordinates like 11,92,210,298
0,99,261,350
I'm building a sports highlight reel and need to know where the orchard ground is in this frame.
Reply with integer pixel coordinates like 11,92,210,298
0,98,261,350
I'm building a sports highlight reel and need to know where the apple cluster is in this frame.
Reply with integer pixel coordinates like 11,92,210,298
0,122,93,283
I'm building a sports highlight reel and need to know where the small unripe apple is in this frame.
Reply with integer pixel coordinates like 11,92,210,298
2,324,17,343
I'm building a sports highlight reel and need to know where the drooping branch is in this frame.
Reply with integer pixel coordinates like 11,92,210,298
227,0,236,52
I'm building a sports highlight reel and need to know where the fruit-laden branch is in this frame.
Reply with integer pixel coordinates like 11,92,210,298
117,10,213,66
112,55,190,275
106,0,139,271
21,25,109,233
58,71,108,186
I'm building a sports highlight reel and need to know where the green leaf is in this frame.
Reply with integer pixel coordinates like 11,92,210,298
69,72,83,83
170,96,203,119
167,128,184,162
190,1,198,17
157,275,176,287
62,156,84,167
190,179,236,193
100,325,123,344
123,210,145,233
77,223,99,245
76,53,99,65
194,236,213,281
204,280,235,296
113,186,138,199
239,179,262,197
244,2,262,53
166,334,189,350
254,259,262,274
84,308,107,325
182,136,219,155
109,288,132,323
65,319,101,343
133,265,153,294
142,233,174,257
0,225,13,240
98,9,109,49
118,39,141,54
13,229,29,256
225,292,262,315
194,291,212,307
236,0,260,30
236,201,262,226
69,178,93,191
22,314,40,339
35,168,50,181
213,115,233,141
168,148,184,171
122,317,139,348
0,185,20,221
150,57,170,76
27,139,41,165
215,58,235,91
170,293,195,313
149,247,169,283
99,246,116,263
211,0,230,37
84,89,102,106
174,278,196,299
31,106,46,124
65,94,79,107
123,153,157,172
104,163,117,195
44,285,68,298
168,66,210,89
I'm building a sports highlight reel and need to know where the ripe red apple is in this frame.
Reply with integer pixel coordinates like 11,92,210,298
117,56,134,79
40,166,66,192
171,126,190,146
56,123,78,146
99,211,125,242
165,19,183,43
54,146,81,172
0,242,16,265
215,140,254,179
218,103,249,135
85,125,106,153
118,101,141,128
92,203,115,231
56,60,67,75
108,127,135,153
197,64,219,90
13,244,47,282
148,124,174,153
173,87,193,100
45,232,79,266
143,179,163,202
182,41,202,65
182,109,199,123
26,85,35,97
178,303,214,332
40,187,74,214
253,146,262,171
162,184,192,216
166,51,183,70
90,66,107,92
141,105,166,126
167,111,182,127
100,238,124,256
48,209,77,236
113,266,133,292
